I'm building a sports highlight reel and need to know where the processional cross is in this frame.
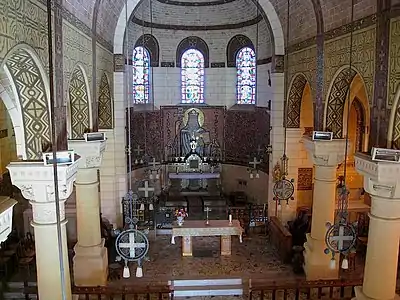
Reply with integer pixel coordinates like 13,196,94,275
138,181,155,197
249,157,261,169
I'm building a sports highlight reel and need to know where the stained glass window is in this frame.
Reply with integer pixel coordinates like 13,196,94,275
236,47,256,104
133,46,150,104
181,49,204,104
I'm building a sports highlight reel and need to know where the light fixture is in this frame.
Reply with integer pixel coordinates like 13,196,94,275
250,172,254,179
255,172,260,179
341,257,349,270
140,204,145,211
149,172,153,180
149,203,154,211
329,258,336,270
123,262,130,278
156,172,160,179
136,266,143,278
135,159,138,164
277,203,282,211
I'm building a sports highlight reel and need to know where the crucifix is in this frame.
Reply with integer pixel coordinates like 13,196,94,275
204,207,212,225
249,157,261,169
118,232,146,259
150,157,160,169
134,145,144,156
138,181,155,197
330,226,354,251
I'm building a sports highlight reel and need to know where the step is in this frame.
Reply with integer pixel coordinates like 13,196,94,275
172,278,242,287
2,289,37,300
173,284,243,297
7,281,37,288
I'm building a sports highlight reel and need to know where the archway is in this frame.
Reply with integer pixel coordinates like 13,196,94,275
67,65,92,138
388,87,400,148
326,70,370,195
0,45,51,160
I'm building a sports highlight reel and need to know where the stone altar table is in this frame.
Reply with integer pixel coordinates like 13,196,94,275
171,220,243,256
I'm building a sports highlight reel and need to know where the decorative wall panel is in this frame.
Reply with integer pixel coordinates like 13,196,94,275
98,73,113,129
225,107,270,172
325,68,357,138
287,74,308,128
69,67,90,138
297,168,313,190
5,49,51,159
389,17,400,107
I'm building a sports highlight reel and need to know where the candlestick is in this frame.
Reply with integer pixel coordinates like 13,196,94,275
229,214,232,224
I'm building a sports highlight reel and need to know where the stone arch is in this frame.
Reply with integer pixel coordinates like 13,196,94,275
324,66,369,139
134,34,160,67
0,44,52,160
388,87,400,148
113,0,285,56
176,36,209,68
226,35,254,67
286,73,310,128
98,73,113,129
67,65,92,139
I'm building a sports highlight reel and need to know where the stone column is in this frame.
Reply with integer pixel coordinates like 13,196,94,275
354,153,400,300
68,139,108,286
302,136,348,280
7,160,79,300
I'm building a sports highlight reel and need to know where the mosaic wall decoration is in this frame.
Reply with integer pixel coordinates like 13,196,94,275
388,17,400,107
325,68,357,138
69,67,90,138
287,74,308,128
5,48,51,159
98,73,113,129
297,168,313,190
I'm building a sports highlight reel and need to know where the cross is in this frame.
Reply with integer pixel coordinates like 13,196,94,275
257,145,265,155
249,157,261,169
330,225,354,251
138,181,155,197
134,145,143,156
150,158,160,169
119,232,146,259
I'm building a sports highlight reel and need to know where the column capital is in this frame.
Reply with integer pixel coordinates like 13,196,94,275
302,136,349,167
68,139,106,169
7,160,79,202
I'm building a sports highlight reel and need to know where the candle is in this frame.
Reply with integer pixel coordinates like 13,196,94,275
229,214,232,223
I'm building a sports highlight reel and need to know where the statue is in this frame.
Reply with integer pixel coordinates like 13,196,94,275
180,108,210,156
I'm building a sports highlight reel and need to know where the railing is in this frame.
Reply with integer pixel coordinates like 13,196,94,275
22,284,174,300
249,278,362,300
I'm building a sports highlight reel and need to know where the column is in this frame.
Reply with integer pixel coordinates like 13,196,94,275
7,159,79,300
302,136,348,280
68,139,108,286
354,153,400,300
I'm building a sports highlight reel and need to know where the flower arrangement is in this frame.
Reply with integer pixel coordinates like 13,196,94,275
175,208,188,218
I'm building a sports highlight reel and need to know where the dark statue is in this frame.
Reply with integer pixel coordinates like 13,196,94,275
180,109,210,156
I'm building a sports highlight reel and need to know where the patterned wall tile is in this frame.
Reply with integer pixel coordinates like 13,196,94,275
297,168,313,190
287,74,308,128
388,17,400,107
5,48,51,159
98,73,113,129
69,67,90,138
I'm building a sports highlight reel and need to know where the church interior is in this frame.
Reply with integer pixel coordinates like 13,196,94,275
0,0,400,299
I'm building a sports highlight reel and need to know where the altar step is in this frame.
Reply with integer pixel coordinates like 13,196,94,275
1,281,37,300
171,278,243,298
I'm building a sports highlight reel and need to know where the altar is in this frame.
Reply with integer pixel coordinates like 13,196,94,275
171,220,243,256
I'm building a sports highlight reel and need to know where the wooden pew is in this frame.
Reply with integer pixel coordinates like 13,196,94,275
269,216,292,263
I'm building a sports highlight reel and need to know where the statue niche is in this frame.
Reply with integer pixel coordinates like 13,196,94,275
179,108,210,157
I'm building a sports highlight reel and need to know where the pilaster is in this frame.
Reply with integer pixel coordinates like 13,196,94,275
7,160,79,300
302,136,349,280
68,139,108,286
354,153,400,300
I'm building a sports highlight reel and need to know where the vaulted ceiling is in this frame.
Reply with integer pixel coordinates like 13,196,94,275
63,0,378,47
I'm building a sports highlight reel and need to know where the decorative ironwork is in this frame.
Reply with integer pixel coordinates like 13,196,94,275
273,178,295,202
115,229,149,262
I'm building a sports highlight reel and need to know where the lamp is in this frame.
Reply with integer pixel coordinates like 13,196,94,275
277,203,282,211
156,172,160,179
136,266,143,278
341,257,349,270
250,172,254,179
149,203,154,211
123,262,130,278
256,172,260,179
329,258,336,270
140,204,145,211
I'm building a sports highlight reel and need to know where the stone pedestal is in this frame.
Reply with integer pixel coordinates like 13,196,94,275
354,153,400,300
68,139,108,286
302,136,348,280
7,160,79,300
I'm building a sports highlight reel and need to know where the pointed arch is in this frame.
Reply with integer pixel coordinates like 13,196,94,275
227,35,254,67
68,65,92,139
0,45,51,160
286,73,309,128
134,34,159,67
176,36,209,68
98,73,113,129
324,66,370,138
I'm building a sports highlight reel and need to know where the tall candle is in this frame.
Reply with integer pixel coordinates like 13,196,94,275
229,214,232,223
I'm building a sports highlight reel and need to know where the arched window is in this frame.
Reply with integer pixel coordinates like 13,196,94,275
132,46,150,104
236,47,256,104
181,49,205,104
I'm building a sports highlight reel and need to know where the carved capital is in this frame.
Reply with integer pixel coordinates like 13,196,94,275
302,136,349,167
68,139,106,169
